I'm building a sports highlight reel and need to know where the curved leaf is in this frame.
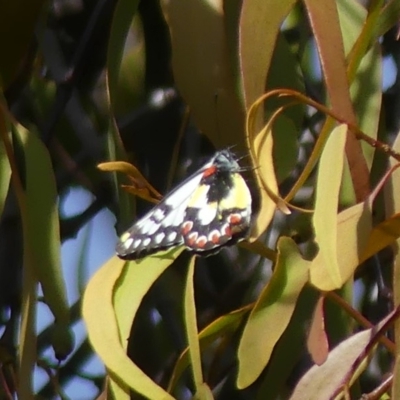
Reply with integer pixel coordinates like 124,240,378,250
237,237,310,388
310,124,347,289
107,0,141,109
184,256,204,393
385,129,400,399
106,0,141,229
169,306,250,392
15,125,69,322
307,296,329,365
256,287,319,400
304,0,369,201
0,102,11,217
290,310,399,400
83,249,183,399
337,0,382,169
162,0,246,150
239,0,296,239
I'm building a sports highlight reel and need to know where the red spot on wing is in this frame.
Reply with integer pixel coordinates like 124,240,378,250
196,236,208,248
228,213,242,225
202,165,217,178
181,221,193,235
223,225,232,237
187,232,198,246
210,231,221,244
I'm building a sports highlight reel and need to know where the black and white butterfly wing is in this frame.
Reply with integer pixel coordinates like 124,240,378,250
181,151,252,255
116,158,213,260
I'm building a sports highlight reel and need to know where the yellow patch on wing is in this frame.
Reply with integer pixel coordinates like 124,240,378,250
220,174,251,210
187,184,210,208
120,231,132,243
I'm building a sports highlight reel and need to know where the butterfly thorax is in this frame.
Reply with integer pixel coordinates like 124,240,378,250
201,169,235,203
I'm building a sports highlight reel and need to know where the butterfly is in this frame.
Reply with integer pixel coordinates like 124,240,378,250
116,149,252,260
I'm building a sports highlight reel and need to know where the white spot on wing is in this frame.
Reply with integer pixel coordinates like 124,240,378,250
123,238,133,249
164,172,204,207
155,232,165,244
139,219,159,235
197,206,217,225
167,231,177,242
153,208,165,222
161,204,187,226
142,237,151,247
136,218,148,231
148,220,161,235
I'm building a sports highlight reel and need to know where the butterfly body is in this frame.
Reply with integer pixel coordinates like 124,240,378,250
116,149,252,260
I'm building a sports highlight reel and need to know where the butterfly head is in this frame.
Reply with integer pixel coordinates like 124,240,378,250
212,149,241,172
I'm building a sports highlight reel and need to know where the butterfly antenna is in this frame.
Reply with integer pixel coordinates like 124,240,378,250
236,153,251,162
236,151,259,172
226,143,238,152
238,165,258,172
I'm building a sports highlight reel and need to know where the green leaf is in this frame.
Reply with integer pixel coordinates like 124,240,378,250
290,310,398,400
256,286,318,400
18,257,36,399
184,256,206,394
237,237,310,388
337,0,382,170
0,104,11,217
311,199,372,292
239,0,297,240
310,124,348,289
14,124,71,351
303,0,355,123
161,0,246,151
83,248,183,399
169,306,250,392
266,33,304,183
105,0,141,230
393,355,400,400
376,0,400,38
107,0,141,108
193,383,214,400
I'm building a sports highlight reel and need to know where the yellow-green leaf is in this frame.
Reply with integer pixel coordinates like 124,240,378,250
310,124,348,289
290,311,398,400
311,200,372,291
83,249,183,399
169,306,250,392
237,237,310,388
337,0,382,170
14,124,71,348
184,256,203,391
0,105,11,217
240,0,297,240
162,0,246,151
393,355,400,400
361,213,400,263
